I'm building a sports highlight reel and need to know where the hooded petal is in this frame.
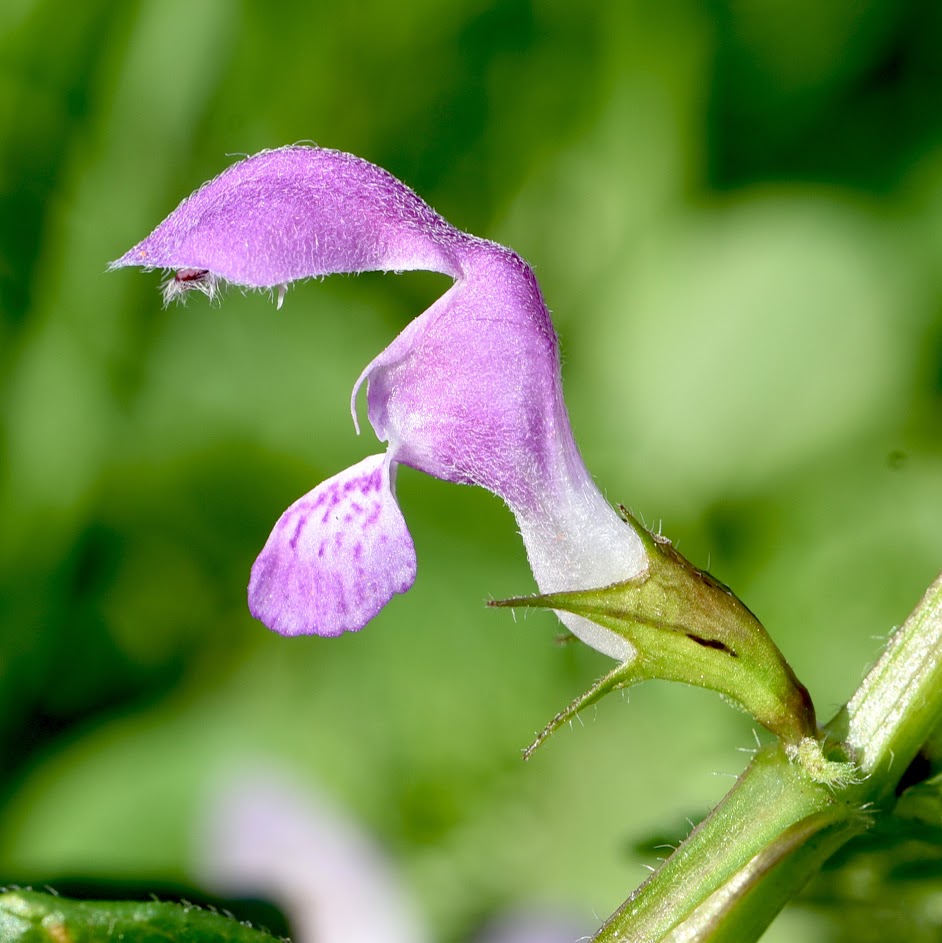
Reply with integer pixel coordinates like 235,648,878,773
248,454,415,636
109,145,464,291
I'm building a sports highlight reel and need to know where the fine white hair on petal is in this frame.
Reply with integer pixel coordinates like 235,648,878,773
161,269,219,306
515,477,646,662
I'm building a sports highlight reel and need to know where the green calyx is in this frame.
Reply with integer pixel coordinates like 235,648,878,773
492,509,817,753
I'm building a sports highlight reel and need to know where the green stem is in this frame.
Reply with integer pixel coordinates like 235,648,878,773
833,571,942,788
593,743,862,943
594,571,942,942
661,815,860,943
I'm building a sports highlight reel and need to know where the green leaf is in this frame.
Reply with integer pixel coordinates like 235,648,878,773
0,891,286,943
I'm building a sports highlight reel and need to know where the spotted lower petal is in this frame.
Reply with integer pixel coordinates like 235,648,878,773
248,454,415,637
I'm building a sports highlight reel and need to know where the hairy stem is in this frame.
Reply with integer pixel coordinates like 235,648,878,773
595,571,942,942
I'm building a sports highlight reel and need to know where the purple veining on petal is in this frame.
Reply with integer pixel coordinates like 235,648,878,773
248,454,415,637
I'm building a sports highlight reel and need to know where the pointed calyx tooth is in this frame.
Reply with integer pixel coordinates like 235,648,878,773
492,509,818,749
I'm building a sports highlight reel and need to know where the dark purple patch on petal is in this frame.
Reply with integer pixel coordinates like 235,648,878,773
176,267,210,283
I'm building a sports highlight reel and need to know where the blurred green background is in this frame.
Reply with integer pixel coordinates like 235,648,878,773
0,1,940,940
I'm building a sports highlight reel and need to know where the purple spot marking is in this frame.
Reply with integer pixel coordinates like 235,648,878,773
317,539,327,559
359,469,382,496
362,503,382,528
289,515,306,550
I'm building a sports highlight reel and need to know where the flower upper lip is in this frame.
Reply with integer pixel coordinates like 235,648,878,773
111,145,646,660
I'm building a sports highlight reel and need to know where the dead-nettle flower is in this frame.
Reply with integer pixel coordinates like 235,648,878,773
111,146,646,661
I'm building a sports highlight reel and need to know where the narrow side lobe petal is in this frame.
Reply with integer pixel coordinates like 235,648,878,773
248,454,416,637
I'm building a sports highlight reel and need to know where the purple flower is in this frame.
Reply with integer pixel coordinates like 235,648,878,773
196,767,589,943
195,770,429,943
112,146,646,660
